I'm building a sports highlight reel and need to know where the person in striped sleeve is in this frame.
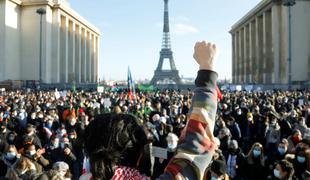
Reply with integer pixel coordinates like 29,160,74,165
80,41,219,180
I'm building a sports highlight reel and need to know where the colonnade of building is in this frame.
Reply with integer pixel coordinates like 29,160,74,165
55,13,99,84
231,0,310,85
231,7,273,84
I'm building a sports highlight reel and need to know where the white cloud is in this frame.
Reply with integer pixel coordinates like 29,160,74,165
172,23,199,35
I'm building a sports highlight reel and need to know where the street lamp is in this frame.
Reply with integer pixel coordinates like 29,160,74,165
282,0,296,90
36,8,46,89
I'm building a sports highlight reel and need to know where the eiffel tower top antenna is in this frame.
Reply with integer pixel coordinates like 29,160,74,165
162,0,171,49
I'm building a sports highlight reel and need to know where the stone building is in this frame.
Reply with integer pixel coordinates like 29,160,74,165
0,0,100,85
230,0,310,85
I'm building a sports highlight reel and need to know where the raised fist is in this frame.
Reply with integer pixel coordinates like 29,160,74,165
193,41,218,71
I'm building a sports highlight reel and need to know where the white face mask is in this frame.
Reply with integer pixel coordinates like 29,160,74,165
20,169,28,175
59,170,67,177
28,150,36,156
60,129,66,136
70,120,76,126
273,169,280,178
167,143,177,150
53,141,59,148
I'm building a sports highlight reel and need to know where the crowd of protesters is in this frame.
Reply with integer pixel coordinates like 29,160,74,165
0,88,309,179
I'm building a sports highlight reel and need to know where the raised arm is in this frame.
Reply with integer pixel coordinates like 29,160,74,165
158,41,218,180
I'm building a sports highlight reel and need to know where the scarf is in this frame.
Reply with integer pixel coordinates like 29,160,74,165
80,166,150,180
112,166,150,180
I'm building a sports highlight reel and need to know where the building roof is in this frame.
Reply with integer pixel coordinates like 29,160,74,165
230,0,273,33
9,0,101,35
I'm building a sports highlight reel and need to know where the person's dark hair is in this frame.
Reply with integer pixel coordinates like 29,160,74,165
84,113,147,179
277,160,294,179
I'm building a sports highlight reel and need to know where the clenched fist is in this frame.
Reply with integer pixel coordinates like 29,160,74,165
193,41,218,71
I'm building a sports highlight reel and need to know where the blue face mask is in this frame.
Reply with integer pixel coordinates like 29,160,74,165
278,147,286,155
5,152,16,160
46,123,52,129
167,143,177,150
273,169,280,178
297,156,306,163
211,176,220,180
253,149,261,157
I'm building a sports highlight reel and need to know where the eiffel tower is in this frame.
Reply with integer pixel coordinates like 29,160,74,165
150,0,182,86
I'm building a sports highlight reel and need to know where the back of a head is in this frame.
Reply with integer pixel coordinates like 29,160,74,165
84,113,147,179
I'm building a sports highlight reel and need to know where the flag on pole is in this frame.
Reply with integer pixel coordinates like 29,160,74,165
82,157,90,175
216,84,223,101
127,67,135,101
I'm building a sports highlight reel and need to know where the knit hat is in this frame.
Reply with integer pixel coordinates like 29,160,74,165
211,160,227,176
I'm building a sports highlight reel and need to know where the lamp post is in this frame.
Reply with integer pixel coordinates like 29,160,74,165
36,8,46,89
282,0,296,90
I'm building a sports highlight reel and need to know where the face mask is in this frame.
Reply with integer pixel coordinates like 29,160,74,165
59,170,67,177
31,115,36,119
69,135,75,139
227,121,233,126
69,120,76,126
8,136,15,141
271,121,276,125
299,121,305,126
53,142,59,148
28,150,36,156
60,129,66,136
211,176,220,180
38,114,44,119
237,111,242,115
5,152,16,160
0,127,6,133
21,169,28,175
60,142,66,149
292,136,301,143
278,147,286,155
46,121,53,128
167,143,177,150
297,156,306,163
273,169,280,178
253,149,261,157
